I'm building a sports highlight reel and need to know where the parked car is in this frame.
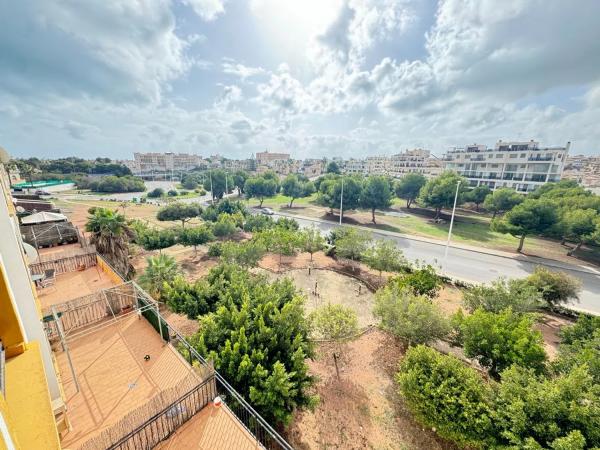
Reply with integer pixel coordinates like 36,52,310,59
261,208,274,215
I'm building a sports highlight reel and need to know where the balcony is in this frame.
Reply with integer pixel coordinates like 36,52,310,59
528,156,553,161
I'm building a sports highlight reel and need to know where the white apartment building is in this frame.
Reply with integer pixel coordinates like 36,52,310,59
342,149,432,178
442,140,570,193
132,152,203,174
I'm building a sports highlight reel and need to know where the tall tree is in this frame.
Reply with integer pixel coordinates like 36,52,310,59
418,171,468,219
233,170,249,195
281,174,315,207
465,185,491,211
492,199,559,252
244,175,279,207
156,202,201,228
395,173,427,208
138,253,179,299
203,169,234,201
482,187,523,219
317,176,362,220
561,208,599,255
360,175,393,223
85,207,135,279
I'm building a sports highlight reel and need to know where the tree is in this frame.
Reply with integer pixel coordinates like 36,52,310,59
257,227,300,270
182,177,198,190
494,365,600,448
233,170,249,195
396,345,495,447
561,208,599,255
281,174,315,207
465,185,491,211
243,213,274,232
178,225,213,255
374,285,450,345
299,226,325,261
85,207,135,279
244,176,279,207
326,161,341,174
492,199,559,252
317,176,362,220
463,277,543,313
191,266,315,425
526,266,581,308
363,239,407,279
482,187,523,219
212,213,238,237
156,202,201,228
220,240,266,268
360,175,393,223
203,169,234,201
137,228,177,253
138,253,179,299
458,308,546,377
394,173,426,208
333,227,371,263
418,171,468,219
310,304,359,340
390,265,442,298
147,187,164,198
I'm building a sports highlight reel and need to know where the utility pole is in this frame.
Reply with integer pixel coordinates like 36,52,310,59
443,180,461,266
339,177,344,225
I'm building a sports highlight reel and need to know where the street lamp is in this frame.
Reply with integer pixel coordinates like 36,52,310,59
443,180,461,267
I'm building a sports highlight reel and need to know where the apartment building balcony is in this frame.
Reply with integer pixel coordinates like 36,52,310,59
523,175,547,182
528,156,553,161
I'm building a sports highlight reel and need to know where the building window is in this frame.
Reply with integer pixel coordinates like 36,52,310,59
488,154,493,159
520,164,526,168
510,154,517,158
520,153,526,158
491,164,499,168
496,154,503,158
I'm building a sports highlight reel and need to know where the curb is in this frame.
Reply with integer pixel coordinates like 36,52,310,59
274,211,600,277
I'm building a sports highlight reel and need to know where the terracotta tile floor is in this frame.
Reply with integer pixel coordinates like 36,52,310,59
57,314,196,449
37,267,118,307
156,404,260,450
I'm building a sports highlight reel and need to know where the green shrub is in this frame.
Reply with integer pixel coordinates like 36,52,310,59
167,189,178,197
207,242,223,257
526,266,582,308
212,213,237,237
463,277,542,313
147,187,164,198
390,265,441,298
243,213,275,232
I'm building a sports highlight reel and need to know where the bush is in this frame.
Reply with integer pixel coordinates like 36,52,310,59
374,284,449,345
458,308,547,377
220,240,266,268
212,213,237,237
363,240,407,278
397,345,495,447
167,189,178,197
147,187,164,198
243,213,275,232
136,228,177,252
526,266,582,308
390,265,441,298
207,242,223,257
463,277,542,313
275,217,299,231
85,175,146,193
559,314,600,345
309,304,359,340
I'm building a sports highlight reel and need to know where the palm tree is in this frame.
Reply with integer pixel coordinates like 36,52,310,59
138,254,178,299
85,207,135,279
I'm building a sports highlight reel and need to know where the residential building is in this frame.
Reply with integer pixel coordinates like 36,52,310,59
388,149,430,177
442,140,570,193
301,159,325,178
562,154,600,187
343,158,368,175
132,152,203,174
255,150,290,166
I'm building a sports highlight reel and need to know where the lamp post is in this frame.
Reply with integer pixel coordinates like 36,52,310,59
443,180,461,267
339,177,344,225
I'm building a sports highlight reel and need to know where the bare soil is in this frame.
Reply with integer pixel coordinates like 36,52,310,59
287,329,458,450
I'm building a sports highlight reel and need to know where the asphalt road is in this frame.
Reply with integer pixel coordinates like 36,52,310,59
269,212,600,315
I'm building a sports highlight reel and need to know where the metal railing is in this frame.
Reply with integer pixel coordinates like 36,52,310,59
0,341,5,397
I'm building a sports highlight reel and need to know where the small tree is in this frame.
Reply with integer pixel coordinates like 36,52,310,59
360,175,393,223
390,265,442,298
418,171,468,219
257,227,300,270
363,239,407,279
334,227,372,263
244,176,279,207
396,345,495,447
137,228,177,253
458,308,546,377
138,253,179,299
394,173,427,209
281,174,315,208
220,240,266,268
465,185,491,211
492,199,559,253
212,213,237,237
156,202,201,228
526,266,581,308
178,225,214,255
243,213,275,232
462,277,542,313
147,187,164,198
482,187,523,219
374,285,450,345
299,226,325,261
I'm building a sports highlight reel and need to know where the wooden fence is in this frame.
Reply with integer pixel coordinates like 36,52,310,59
30,251,97,276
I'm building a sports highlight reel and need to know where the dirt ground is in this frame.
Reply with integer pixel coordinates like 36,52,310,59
288,329,457,450
256,267,377,329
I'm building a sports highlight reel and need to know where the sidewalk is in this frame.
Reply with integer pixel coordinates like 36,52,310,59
274,210,600,277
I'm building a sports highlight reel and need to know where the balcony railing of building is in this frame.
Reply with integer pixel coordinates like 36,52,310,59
528,156,553,161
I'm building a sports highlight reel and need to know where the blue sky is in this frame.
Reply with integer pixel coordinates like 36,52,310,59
1,0,600,160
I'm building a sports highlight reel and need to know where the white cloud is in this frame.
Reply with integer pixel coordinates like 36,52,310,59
182,0,227,21
222,62,266,80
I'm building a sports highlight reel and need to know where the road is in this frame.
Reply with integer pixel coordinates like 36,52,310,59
270,212,600,316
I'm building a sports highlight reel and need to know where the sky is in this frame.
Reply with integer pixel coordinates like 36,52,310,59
2,0,600,160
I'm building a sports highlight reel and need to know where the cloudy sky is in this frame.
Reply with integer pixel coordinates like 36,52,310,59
2,0,600,160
